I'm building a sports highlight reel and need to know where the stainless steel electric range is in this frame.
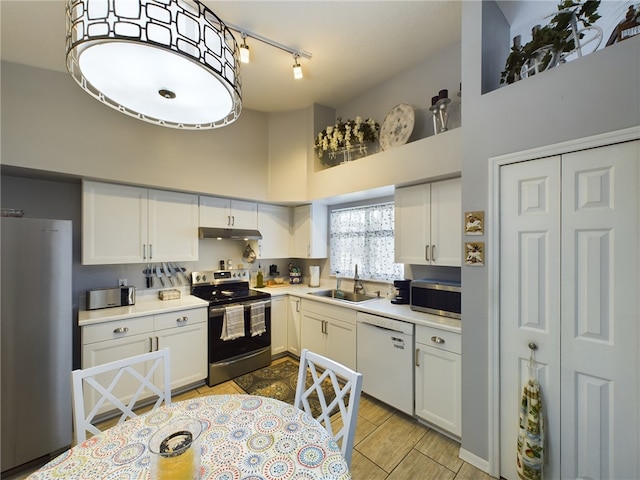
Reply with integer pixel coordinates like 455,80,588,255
191,270,271,386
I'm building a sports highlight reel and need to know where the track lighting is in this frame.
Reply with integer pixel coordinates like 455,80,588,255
293,55,303,80
239,33,250,64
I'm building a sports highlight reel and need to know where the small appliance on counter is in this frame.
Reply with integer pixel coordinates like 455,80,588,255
391,279,411,304
410,279,461,319
87,286,136,310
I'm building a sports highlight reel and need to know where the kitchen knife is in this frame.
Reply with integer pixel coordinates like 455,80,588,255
163,262,174,286
156,264,165,287
174,263,189,284
168,263,182,285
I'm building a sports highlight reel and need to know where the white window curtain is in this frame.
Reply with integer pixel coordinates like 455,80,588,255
330,202,404,281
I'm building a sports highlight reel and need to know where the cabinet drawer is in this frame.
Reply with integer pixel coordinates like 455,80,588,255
301,299,356,325
416,325,460,354
154,308,207,331
82,315,154,345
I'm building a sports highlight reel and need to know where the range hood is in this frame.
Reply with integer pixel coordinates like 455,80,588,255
198,227,262,240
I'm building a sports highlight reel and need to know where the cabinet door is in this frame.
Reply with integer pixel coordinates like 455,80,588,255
81,332,153,415
394,183,430,264
270,296,288,356
199,196,231,227
325,318,356,371
292,204,327,258
82,181,148,265
148,189,199,262
257,204,290,259
430,178,461,266
415,343,461,436
230,200,258,229
287,296,301,356
300,311,326,356
156,322,207,391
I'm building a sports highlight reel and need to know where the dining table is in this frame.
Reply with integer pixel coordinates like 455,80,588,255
28,394,351,480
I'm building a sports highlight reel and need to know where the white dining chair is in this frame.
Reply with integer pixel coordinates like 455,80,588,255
294,349,363,467
71,348,171,444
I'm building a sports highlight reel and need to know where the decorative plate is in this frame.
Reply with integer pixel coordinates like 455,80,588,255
379,104,414,151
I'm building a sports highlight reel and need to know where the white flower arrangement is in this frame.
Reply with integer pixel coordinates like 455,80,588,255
314,116,380,161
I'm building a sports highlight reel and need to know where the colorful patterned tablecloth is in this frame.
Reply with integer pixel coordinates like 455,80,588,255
28,394,351,480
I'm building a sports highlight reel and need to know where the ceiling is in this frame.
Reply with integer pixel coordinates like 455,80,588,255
0,1,462,113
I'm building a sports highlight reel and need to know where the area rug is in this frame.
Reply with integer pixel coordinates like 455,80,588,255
233,359,338,418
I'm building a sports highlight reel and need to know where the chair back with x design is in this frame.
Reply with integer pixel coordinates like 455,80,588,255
71,348,171,443
294,349,363,467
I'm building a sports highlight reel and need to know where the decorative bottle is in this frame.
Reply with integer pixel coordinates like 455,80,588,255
256,265,264,288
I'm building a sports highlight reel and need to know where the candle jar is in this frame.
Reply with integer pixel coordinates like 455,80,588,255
149,419,202,480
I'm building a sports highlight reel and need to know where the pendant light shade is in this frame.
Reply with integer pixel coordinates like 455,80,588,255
65,0,242,130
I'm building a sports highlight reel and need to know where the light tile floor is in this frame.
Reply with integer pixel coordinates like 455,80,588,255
5,356,495,480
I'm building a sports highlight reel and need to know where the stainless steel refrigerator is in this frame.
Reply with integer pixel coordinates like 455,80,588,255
1,217,73,473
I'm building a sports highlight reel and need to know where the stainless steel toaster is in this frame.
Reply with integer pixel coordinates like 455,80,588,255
86,286,136,310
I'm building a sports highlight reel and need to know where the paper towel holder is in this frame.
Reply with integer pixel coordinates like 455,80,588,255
309,265,320,287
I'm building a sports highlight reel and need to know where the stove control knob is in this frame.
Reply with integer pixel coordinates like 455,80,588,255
202,274,207,282
194,274,200,282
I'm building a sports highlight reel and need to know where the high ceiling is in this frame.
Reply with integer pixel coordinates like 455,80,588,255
0,1,462,113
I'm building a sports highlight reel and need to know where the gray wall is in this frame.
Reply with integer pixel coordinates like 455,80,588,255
459,1,640,463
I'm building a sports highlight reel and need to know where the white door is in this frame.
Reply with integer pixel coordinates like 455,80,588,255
148,189,199,261
287,297,301,356
394,183,430,264
500,141,639,479
430,178,462,266
500,156,562,479
560,142,639,479
156,323,207,390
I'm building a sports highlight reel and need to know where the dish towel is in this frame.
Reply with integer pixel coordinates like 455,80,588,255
516,377,544,480
250,301,266,337
220,305,245,341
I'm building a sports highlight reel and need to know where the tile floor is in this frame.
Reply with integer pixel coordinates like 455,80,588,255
5,356,494,479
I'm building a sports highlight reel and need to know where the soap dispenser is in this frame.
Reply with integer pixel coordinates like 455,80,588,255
256,264,264,288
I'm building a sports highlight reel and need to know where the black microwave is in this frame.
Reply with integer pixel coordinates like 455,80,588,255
410,279,461,319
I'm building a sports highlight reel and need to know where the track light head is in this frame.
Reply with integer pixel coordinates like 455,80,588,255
240,33,250,64
293,55,303,80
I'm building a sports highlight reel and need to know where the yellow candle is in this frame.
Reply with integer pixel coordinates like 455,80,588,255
157,447,194,480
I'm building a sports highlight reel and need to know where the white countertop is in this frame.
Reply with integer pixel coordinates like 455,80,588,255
256,284,461,333
79,284,461,334
78,293,208,326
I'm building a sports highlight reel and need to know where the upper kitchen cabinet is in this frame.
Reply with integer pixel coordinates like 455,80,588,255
256,204,290,259
395,177,461,266
82,181,199,265
291,203,327,259
199,196,257,229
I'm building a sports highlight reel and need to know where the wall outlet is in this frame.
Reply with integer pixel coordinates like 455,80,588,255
118,278,127,286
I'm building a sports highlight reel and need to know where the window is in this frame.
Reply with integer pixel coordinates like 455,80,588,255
329,202,404,281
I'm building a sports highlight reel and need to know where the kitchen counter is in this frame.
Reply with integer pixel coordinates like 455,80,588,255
78,292,208,326
255,284,461,333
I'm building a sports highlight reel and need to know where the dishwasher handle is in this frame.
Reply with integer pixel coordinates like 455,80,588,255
359,319,407,335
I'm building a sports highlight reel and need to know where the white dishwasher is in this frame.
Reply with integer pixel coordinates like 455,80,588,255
356,311,414,415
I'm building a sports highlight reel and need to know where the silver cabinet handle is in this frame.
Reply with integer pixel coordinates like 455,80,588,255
296,300,300,312
149,244,153,259
432,245,436,261
231,215,235,226
426,244,430,261
149,337,153,352
143,244,146,260
155,336,159,350
113,326,129,334
177,316,188,324
415,348,420,367
227,215,231,226
431,335,445,344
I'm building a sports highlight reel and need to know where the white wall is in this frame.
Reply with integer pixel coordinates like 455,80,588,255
1,62,271,202
460,0,640,465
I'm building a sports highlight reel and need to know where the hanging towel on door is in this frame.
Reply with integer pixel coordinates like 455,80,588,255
250,301,266,336
516,377,544,480
221,305,245,341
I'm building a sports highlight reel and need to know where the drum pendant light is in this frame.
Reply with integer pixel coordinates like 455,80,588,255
65,0,242,130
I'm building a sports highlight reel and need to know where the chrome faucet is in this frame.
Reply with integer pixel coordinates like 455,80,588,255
336,271,342,292
353,264,364,294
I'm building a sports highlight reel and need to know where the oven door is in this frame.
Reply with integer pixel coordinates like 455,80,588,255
208,301,271,364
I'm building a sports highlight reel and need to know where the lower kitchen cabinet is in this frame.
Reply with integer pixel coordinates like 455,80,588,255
300,299,356,370
287,296,301,356
81,306,207,414
415,324,461,437
270,295,288,356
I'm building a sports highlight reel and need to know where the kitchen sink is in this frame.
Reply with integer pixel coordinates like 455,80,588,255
307,289,379,303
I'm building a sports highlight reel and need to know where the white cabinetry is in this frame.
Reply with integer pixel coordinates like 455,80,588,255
415,325,461,437
287,296,301,356
395,178,461,266
300,299,356,370
199,196,257,229
82,181,199,265
291,204,328,258
81,307,207,413
257,204,290,259
270,295,288,356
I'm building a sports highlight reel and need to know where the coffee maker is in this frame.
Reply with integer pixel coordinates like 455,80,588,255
391,279,411,304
